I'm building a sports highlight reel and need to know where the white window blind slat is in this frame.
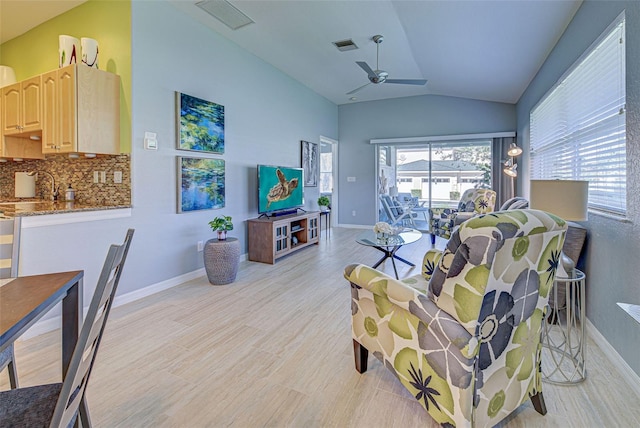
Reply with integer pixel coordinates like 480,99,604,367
530,16,626,216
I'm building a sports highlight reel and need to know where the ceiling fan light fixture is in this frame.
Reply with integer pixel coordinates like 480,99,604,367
333,39,358,52
196,0,254,31
346,33,427,95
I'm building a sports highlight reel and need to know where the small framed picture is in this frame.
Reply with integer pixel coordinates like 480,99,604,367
301,140,318,187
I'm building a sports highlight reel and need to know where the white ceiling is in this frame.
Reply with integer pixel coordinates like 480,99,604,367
1,0,582,105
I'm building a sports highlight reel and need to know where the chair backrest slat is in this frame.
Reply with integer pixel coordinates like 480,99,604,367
0,217,21,279
50,229,134,428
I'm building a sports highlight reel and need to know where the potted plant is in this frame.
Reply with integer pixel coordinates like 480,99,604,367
317,195,330,212
208,215,234,241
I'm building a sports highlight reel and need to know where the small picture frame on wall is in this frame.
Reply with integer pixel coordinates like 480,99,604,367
177,156,225,213
176,92,225,154
301,140,318,187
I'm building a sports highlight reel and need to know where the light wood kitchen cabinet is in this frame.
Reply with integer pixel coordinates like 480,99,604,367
42,64,120,155
41,70,57,153
1,75,42,137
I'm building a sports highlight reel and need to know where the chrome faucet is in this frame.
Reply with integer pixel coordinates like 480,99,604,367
27,171,59,201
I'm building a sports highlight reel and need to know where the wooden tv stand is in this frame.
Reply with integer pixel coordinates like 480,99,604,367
248,211,320,264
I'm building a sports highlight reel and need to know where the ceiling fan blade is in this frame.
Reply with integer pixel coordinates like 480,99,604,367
385,79,428,86
356,61,377,79
346,82,371,95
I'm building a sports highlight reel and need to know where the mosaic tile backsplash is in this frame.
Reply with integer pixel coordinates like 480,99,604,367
0,154,131,205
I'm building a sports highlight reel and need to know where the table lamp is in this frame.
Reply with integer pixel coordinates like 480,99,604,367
530,179,588,276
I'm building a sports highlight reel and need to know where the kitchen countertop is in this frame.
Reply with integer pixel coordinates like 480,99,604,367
0,200,132,217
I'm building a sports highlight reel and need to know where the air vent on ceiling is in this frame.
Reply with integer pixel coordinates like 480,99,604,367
333,39,358,52
196,0,254,30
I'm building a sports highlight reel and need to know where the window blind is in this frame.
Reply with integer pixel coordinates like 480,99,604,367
530,16,626,216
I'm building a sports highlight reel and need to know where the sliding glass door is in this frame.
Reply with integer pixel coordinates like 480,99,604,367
378,139,492,227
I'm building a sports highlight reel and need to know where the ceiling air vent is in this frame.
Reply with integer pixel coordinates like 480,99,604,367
333,39,358,52
196,0,254,30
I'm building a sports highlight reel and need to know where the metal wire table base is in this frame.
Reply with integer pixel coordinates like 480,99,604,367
541,269,586,385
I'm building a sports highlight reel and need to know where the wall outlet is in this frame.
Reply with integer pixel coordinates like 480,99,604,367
93,171,99,183
197,241,204,252
114,171,123,184
352,210,356,216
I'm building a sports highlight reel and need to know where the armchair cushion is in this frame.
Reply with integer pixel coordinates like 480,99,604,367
346,209,567,427
458,188,497,214
430,189,497,241
499,196,529,211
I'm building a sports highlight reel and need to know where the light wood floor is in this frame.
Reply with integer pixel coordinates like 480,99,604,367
3,227,640,427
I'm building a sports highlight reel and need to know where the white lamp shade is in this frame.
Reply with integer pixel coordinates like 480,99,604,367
503,164,517,177
507,143,523,157
0,65,17,87
530,180,589,221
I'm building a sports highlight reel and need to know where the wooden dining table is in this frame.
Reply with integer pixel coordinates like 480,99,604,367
0,270,84,378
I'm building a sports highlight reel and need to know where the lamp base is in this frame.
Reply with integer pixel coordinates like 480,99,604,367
557,251,575,278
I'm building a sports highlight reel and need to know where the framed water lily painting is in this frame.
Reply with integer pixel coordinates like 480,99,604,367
177,156,225,213
176,92,225,154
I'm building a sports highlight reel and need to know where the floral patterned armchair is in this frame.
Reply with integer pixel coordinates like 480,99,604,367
345,209,567,427
429,188,497,244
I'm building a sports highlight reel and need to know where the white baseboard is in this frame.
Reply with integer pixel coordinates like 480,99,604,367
586,318,640,397
112,268,205,307
20,267,207,340
337,223,371,229
20,252,251,340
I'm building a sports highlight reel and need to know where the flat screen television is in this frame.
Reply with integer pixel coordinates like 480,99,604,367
258,165,304,214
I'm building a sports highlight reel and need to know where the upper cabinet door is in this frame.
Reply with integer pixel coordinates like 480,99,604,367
42,70,58,153
21,76,42,132
58,65,77,152
2,83,22,134
2,76,42,136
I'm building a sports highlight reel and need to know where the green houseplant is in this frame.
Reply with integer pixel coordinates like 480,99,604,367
317,195,330,212
209,215,234,241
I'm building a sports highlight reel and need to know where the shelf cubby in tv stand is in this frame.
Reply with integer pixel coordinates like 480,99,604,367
248,211,320,264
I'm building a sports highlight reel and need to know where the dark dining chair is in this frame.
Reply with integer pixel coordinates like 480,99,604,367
1,217,21,389
0,228,134,427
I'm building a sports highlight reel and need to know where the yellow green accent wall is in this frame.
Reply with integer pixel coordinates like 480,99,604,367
0,0,132,153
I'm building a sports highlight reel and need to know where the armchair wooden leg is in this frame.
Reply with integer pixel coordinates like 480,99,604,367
430,234,436,245
530,392,547,415
353,339,368,374
7,359,18,389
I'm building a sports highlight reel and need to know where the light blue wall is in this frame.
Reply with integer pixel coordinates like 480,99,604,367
20,1,338,314
337,95,515,225
124,1,337,290
516,0,640,376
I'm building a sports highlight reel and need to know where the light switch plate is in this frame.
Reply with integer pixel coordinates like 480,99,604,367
114,171,122,184
144,131,158,150
347,176,356,182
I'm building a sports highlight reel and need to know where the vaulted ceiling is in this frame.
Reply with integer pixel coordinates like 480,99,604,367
1,0,582,105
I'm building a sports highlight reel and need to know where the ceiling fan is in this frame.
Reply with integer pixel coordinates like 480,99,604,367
347,34,427,96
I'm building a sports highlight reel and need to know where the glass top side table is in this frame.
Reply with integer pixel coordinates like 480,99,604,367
356,229,422,279
541,268,586,384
